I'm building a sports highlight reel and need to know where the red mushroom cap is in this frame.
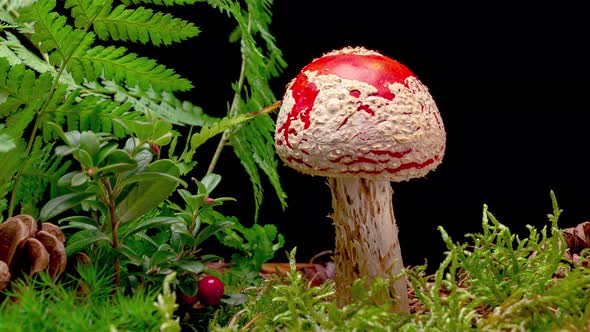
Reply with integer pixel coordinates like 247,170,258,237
275,47,446,181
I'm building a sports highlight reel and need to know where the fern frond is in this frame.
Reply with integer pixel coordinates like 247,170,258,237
86,79,217,126
189,112,253,153
43,91,140,139
70,45,192,92
179,112,254,170
17,0,95,66
0,58,53,122
16,137,71,217
0,35,21,64
231,132,264,219
0,139,25,218
0,18,17,30
18,1,191,92
120,0,199,5
86,4,200,46
0,0,38,15
0,125,16,152
206,0,287,215
246,0,286,78
63,0,112,31
232,115,287,212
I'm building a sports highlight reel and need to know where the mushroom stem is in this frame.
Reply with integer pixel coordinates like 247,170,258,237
329,177,409,313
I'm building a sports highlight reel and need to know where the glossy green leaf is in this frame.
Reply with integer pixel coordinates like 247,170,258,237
54,145,77,156
170,222,195,250
96,142,118,165
153,120,173,139
150,248,176,267
57,215,98,227
75,148,94,168
194,220,233,247
79,131,100,161
40,191,95,221
95,162,138,176
58,172,77,186
106,149,135,164
66,228,111,256
153,132,173,146
120,216,182,241
60,221,100,231
64,131,81,147
174,259,203,274
116,159,181,224
200,173,221,194
178,189,202,211
120,171,187,188
133,232,160,250
117,244,142,266
71,172,89,186
130,121,153,141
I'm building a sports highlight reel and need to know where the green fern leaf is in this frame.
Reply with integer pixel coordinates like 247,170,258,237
232,116,287,212
0,58,53,124
43,91,140,140
18,1,191,92
0,139,25,218
120,0,199,5
0,125,16,152
0,32,77,87
17,0,94,66
206,0,287,215
0,36,21,65
0,19,17,31
0,0,38,15
189,113,253,152
70,45,192,92
16,138,71,217
93,5,199,46
89,79,217,126
231,132,264,220
64,0,112,30
66,0,199,46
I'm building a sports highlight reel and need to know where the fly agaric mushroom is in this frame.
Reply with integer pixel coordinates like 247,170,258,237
274,47,446,312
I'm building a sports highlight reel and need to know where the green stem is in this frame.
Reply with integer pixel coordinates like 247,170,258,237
103,178,121,289
205,13,251,176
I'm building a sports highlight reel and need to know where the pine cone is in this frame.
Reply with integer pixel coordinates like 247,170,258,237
0,215,67,291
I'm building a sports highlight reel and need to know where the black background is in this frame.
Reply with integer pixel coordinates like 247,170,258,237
166,2,590,269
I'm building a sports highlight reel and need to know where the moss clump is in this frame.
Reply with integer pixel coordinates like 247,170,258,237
210,191,590,331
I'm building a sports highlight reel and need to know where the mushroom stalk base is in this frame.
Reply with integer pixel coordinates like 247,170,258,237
329,177,409,313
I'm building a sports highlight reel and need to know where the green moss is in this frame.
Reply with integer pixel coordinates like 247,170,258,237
0,269,163,331
210,192,590,331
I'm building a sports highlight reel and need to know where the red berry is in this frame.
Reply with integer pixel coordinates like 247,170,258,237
179,291,199,305
197,276,224,305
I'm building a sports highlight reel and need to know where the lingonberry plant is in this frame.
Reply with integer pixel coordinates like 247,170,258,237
0,0,287,329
